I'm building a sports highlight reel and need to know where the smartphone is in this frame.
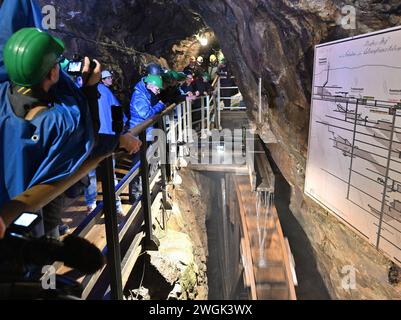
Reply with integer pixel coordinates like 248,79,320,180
8,212,42,236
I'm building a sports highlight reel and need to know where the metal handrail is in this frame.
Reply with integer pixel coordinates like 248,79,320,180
0,102,177,227
0,74,244,300
0,101,179,301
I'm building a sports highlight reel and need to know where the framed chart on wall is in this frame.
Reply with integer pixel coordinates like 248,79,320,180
305,26,401,264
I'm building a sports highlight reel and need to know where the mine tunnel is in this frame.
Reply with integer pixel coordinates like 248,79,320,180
0,0,400,301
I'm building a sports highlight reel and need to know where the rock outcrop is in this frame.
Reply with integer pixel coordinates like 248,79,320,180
39,0,207,105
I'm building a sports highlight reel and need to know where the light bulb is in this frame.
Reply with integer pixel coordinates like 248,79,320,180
199,36,208,46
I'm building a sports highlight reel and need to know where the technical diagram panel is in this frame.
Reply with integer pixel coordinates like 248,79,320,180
305,27,401,264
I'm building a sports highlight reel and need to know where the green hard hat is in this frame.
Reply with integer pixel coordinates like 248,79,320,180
144,74,163,89
161,71,172,81
3,28,65,87
169,70,180,80
203,72,211,81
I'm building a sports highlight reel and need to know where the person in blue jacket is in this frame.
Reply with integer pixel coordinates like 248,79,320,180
129,74,165,138
128,74,165,203
0,0,97,237
0,0,141,238
84,70,127,216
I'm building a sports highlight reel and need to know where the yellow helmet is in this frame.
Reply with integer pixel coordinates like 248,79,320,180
209,54,217,63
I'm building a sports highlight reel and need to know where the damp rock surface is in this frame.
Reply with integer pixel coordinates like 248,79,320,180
143,169,209,300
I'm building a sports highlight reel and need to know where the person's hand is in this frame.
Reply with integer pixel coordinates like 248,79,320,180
0,216,6,240
82,57,101,87
119,133,142,155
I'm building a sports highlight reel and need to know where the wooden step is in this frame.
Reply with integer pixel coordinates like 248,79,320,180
254,263,287,284
257,283,290,300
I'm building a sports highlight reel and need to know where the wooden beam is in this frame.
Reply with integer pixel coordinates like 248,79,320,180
188,164,248,174
234,176,258,300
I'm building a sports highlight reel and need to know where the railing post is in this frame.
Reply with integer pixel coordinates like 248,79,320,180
217,78,222,130
187,98,193,143
259,77,262,123
177,102,184,159
139,131,160,251
206,95,211,134
201,96,205,136
183,101,188,143
169,110,177,173
99,156,123,300
159,118,172,216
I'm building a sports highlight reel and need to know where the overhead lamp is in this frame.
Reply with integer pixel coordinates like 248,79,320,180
197,34,208,46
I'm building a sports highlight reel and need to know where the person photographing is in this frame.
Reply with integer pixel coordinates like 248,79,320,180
0,27,140,237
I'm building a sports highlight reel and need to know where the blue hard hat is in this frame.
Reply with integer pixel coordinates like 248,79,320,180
146,63,162,76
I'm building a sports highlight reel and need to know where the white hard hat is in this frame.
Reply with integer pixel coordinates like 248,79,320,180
197,56,204,63
101,70,112,79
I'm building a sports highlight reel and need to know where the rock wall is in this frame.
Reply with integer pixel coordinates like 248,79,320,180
39,0,207,106
176,0,401,299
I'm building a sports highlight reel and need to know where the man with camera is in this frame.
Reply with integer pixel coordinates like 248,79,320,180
0,23,141,237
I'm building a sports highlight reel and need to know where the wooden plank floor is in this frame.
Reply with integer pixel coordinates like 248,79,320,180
56,156,139,279
234,175,296,300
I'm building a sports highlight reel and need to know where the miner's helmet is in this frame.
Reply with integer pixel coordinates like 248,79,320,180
146,62,162,76
209,54,217,63
169,70,180,81
190,56,196,63
3,28,65,87
161,70,173,82
101,70,113,79
144,74,163,89
197,56,204,64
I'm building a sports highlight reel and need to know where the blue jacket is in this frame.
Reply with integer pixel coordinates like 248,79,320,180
97,83,127,135
0,0,94,207
129,78,164,139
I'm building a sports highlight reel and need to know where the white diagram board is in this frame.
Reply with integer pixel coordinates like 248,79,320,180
305,26,401,264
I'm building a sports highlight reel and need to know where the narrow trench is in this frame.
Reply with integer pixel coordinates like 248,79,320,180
123,152,332,300
200,147,332,300
265,149,332,300
203,173,225,300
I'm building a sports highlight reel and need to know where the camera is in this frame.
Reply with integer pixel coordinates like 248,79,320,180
67,54,97,76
